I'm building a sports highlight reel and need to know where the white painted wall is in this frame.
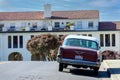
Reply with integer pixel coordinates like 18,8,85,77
0,33,32,61
0,18,99,31
52,19,99,30
0,20,44,31
0,30,119,61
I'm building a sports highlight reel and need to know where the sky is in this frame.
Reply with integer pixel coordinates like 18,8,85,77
0,0,120,21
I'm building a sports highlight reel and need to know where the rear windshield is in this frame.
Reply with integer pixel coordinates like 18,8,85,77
64,38,98,50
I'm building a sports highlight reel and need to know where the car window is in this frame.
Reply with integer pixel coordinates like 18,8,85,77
65,38,98,50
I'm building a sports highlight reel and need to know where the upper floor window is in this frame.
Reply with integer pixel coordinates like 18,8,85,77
0,24,4,31
32,23,37,28
8,23,15,31
55,22,60,27
28,23,31,26
10,23,15,27
88,21,94,28
77,21,82,29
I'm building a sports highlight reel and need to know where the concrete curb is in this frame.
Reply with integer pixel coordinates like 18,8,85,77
103,60,120,80
103,61,110,77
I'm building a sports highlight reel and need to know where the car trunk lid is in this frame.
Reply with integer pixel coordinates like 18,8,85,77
61,46,98,62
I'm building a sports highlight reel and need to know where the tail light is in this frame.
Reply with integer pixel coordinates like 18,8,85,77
57,47,63,58
97,51,102,62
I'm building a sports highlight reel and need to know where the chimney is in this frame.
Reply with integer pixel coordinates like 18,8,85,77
44,4,51,19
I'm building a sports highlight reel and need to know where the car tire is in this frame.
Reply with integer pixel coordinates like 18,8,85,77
59,63,64,71
93,67,99,74
64,64,68,68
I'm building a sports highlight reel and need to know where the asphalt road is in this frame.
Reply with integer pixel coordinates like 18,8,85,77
0,61,110,80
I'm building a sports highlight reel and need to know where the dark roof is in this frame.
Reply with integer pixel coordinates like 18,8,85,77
99,21,120,30
99,22,116,30
0,10,99,20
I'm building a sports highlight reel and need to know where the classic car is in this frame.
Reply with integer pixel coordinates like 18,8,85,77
57,35,102,74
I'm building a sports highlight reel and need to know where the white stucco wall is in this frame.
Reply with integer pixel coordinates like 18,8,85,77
0,33,31,61
0,20,44,31
0,18,99,31
52,19,99,30
0,30,119,61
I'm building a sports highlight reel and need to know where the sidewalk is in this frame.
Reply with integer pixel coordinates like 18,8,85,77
103,60,120,80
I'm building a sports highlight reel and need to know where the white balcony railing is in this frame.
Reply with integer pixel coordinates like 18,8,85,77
2,26,50,32
0,25,83,32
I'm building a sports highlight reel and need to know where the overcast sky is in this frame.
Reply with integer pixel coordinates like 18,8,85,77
0,0,120,21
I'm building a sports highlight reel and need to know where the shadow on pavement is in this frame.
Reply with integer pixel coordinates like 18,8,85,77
108,68,120,74
98,70,110,78
65,68,110,79
69,68,98,77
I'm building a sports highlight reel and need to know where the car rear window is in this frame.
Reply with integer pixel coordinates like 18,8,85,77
64,38,98,50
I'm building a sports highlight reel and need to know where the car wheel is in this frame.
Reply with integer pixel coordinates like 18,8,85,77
64,64,68,68
59,63,64,71
93,67,99,74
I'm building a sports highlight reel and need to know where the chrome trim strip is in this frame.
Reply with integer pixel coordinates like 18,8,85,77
57,58,100,67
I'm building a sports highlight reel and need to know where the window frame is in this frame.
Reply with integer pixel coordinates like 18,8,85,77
88,21,94,28
13,36,18,48
77,21,82,29
55,22,60,28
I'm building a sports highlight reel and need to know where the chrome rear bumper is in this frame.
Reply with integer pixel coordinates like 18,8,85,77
57,57,101,67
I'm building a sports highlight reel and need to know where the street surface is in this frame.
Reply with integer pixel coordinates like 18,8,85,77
0,61,110,80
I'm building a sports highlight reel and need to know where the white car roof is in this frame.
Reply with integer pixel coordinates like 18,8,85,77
64,35,99,43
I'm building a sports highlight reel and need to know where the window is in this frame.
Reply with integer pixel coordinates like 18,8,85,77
65,38,98,50
61,22,65,28
32,23,37,28
77,21,82,29
0,24,4,31
100,34,104,47
13,36,18,48
28,23,30,26
55,22,60,27
9,23,15,31
10,23,15,27
8,36,12,48
112,34,115,46
8,35,23,48
19,36,23,48
105,34,110,46
88,21,94,28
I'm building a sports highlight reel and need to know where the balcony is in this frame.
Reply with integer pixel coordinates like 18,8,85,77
0,25,96,32
2,26,49,32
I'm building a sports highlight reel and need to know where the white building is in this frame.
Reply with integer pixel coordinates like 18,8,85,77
0,4,120,61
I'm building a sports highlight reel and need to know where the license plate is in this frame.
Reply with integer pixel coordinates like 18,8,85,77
75,55,83,60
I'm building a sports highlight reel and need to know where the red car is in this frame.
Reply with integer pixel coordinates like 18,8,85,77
57,35,102,74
